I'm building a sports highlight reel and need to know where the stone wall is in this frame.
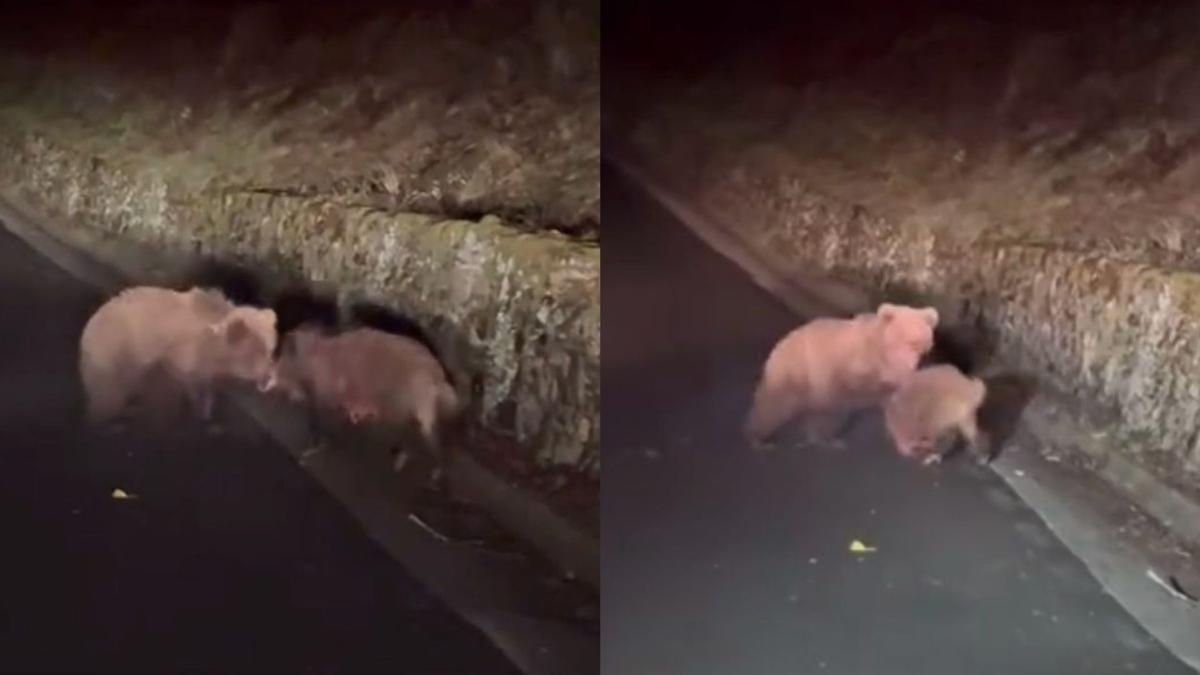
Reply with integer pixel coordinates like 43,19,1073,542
0,0,599,475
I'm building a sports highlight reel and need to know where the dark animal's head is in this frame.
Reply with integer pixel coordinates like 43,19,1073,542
262,326,322,402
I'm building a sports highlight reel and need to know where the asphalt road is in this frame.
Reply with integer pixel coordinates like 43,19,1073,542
600,162,1194,675
0,225,520,673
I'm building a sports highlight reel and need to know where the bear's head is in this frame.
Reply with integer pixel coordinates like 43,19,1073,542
207,306,279,392
874,303,938,384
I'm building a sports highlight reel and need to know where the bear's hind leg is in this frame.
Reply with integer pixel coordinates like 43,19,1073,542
744,382,799,451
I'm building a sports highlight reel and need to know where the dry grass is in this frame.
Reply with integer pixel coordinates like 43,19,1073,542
635,2,1200,268
0,0,599,240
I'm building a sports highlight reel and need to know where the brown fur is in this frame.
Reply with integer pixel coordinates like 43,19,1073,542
78,286,278,424
267,327,362,419
745,303,938,445
268,327,461,470
884,364,989,465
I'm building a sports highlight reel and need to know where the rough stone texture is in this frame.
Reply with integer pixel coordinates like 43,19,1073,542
616,2,1200,492
0,0,600,239
0,0,599,476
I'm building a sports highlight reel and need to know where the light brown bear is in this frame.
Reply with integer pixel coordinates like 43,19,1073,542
744,303,939,448
79,286,278,424
267,326,461,471
884,364,989,466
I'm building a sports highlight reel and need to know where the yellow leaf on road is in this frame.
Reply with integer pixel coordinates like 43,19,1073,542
849,539,877,554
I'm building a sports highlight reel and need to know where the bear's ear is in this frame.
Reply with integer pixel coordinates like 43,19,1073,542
921,307,939,327
223,316,253,346
208,314,231,336
877,303,899,321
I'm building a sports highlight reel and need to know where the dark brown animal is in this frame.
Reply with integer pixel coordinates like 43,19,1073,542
268,326,461,470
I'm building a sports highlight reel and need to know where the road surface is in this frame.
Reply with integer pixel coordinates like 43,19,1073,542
601,162,1194,675
0,224,521,673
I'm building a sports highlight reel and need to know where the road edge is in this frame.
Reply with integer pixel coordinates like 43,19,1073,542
605,149,1200,673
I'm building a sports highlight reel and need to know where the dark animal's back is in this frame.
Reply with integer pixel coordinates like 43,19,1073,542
348,301,444,365
337,329,450,413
